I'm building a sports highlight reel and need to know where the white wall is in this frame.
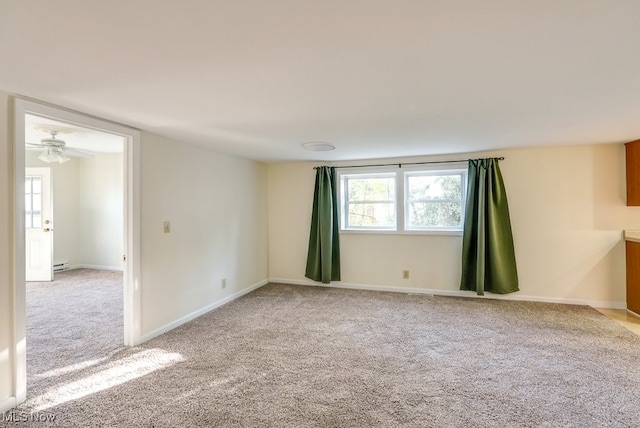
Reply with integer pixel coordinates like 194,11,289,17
78,154,123,270
139,132,269,337
268,144,640,308
0,90,14,409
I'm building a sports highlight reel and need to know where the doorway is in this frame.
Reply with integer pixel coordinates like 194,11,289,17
25,167,52,282
24,114,126,279
12,98,142,405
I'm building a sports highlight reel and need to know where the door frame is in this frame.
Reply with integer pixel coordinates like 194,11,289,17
12,98,142,404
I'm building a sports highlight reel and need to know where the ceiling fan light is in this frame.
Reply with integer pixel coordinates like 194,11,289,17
39,147,70,164
303,142,336,151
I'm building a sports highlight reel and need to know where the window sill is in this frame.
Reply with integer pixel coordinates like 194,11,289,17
340,229,463,237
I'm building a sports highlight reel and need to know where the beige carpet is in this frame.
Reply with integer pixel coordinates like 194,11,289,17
5,276,640,427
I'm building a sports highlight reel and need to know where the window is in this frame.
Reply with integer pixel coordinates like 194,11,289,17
25,176,42,229
405,171,464,230
339,167,466,234
341,173,396,230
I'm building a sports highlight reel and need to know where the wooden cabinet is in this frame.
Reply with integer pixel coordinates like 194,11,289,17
626,240,640,315
625,139,640,206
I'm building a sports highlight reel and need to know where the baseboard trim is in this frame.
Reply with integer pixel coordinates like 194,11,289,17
140,279,269,343
70,264,124,272
0,396,17,414
268,277,627,310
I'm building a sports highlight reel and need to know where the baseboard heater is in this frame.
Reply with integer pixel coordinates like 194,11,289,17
53,262,70,272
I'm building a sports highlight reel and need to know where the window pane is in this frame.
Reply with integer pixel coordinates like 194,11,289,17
348,202,395,227
32,177,42,194
25,213,31,229
32,195,41,211
407,174,461,201
32,214,42,229
25,196,32,212
342,173,397,230
407,201,462,228
347,177,395,202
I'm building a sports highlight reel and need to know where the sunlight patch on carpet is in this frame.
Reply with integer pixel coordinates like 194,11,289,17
34,356,111,379
31,349,184,411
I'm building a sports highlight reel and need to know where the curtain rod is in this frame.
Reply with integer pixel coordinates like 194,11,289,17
313,157,505,170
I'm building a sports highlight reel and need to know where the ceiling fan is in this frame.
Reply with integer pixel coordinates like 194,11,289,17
26,125,95,164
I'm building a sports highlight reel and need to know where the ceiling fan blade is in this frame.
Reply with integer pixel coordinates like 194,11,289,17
26,142,48,152
64,147,95,158
26,140,95,158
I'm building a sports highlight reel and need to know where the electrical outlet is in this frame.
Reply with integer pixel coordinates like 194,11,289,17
221,278,226,289
402,270,410,279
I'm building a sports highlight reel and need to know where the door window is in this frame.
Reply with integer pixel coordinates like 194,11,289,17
25,176,43,229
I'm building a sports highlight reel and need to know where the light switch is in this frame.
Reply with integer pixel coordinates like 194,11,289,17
163,221,171,233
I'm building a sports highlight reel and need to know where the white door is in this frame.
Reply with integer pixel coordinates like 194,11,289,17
25,167,53,282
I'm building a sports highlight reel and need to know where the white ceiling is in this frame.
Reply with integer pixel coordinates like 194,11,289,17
2,1,640,162
25,114,124,154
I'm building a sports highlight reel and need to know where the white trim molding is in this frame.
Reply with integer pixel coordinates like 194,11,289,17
71,265,124,272
268,278,627,310
140,279,269,343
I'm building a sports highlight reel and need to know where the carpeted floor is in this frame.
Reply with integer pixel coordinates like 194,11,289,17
5,275,640,427
24,269,124,399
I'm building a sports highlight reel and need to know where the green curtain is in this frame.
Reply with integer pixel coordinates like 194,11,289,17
460,158,519,295
305,166,341,283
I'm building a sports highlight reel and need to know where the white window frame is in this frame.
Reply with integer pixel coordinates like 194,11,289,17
340,171,397,231
338,165,467,235
403,168,467,233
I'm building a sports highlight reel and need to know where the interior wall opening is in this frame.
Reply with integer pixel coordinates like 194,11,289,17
12,97,142,406
24,114,126,401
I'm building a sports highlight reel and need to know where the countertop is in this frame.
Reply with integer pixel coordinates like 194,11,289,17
625,230,640,243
